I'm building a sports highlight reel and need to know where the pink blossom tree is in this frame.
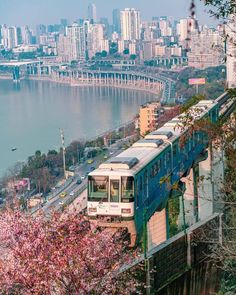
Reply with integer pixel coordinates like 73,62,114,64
0,209,136,294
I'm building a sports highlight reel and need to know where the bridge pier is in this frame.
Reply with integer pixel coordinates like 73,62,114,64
13,66,20,82
198,148,214,220
180,167,199,228
147,208,167,251
198,145,225,216
177,145,225,226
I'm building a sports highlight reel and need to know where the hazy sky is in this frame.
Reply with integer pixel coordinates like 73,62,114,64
0,0,217,27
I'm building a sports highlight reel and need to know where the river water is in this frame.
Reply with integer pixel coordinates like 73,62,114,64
0,79,156,176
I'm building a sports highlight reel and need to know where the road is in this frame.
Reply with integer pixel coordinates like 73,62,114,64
32,134,137,215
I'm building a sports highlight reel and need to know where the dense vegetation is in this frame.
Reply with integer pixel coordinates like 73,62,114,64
176,66,226,100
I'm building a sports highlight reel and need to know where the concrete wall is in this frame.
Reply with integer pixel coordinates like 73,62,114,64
123,214,221,294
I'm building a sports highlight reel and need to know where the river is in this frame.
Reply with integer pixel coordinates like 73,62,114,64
0,79,156,177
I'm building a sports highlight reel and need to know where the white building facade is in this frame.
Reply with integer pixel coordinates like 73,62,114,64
120,8,141,41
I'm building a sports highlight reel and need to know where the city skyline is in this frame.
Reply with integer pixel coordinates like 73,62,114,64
0,0,217,27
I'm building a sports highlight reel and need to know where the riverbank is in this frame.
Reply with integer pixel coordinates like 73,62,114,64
0,74,161,97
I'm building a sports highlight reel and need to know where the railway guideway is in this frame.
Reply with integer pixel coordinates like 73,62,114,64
87,91,236,250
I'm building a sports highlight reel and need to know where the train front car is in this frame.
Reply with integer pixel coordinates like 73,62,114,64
87,157,137,246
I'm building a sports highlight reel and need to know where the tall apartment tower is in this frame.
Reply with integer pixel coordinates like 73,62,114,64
226,14,236,88
88,3,97,23
1,25,8,48
120,8,141,41
178,17,197,47
66,23,85,62
88,24,105,58
7,26,18,49
21,26,32,45
112,9,121,34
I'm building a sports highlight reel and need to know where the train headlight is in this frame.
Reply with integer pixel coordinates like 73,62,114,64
89,207,97,213
121,208,131,214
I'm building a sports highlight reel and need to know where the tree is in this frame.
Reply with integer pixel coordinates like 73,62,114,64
0,209,135,294
130,54,137,60
123,48,129,55
95,52,102,57
109,42,118,55
200,0,236,19
18,51,37,60
71,60,78,68
101,50,108,57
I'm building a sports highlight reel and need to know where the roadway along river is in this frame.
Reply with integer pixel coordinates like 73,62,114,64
0,79,156,177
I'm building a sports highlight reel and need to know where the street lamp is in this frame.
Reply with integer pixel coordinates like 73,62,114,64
60,129,66,179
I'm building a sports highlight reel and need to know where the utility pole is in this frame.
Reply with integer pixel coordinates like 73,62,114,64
60,129,67,179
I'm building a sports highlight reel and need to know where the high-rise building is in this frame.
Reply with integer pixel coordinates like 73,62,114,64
99,17,110,38
7,26,18,49
36,24,46,43
21,26,33,45
57,34,70,62
129,40,136,55
88,24,105,58
0,25,2,45
159,18,172,37
66,23,85,61
120,8,141,41
60,19,68,28
118,40,125,53
187,28,224,69
16,27,22,45
83,20,91,60
178,18,197,46
58,22,86,62
88,3,97,23
226,14,236,88
1,25,8,48
112,9,121,34
76,18,84,26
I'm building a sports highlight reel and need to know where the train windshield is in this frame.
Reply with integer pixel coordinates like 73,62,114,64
88,176,108,202
121,176,134,203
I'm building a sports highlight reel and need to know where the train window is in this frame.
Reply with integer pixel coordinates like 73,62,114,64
154,163,158,176
88,176,108,202
150,165,155,178
110,180,120,203
163,155,166,169
159,159,162,170
139,176,143,191
121,177,134,203
167,151,171,162
210,109,217,122
173,144,178,156
144,170,147,186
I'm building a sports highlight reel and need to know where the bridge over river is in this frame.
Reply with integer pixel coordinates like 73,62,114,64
0,60,176,104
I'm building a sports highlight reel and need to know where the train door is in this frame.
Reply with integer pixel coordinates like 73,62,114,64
109,177,121,215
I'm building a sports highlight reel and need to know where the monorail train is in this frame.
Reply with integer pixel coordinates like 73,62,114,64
87,100,219,246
